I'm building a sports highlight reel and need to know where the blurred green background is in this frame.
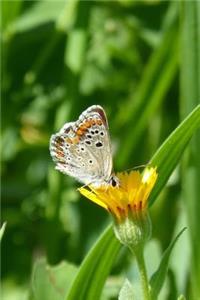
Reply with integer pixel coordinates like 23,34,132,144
1,0,200,299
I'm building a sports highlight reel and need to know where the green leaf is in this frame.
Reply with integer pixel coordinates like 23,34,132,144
180,1,200,298
118,279,135,300
169,206,190,293
1,0,22,30
4,2,66,35
0,222,6,242
150,228,186,299
149,105,200,205
31,258,77,300
66,225,121,300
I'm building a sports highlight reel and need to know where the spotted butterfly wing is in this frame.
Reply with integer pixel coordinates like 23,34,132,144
50,105,113,186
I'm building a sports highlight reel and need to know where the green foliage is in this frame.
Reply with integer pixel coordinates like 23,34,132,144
149,105,200,205
66,225,121,300
150,228,186,299
117,17,179,168
31,259,77,300
1,1,200,300
180,1,200,298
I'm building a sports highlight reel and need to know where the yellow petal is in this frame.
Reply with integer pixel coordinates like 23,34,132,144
78,187,108,210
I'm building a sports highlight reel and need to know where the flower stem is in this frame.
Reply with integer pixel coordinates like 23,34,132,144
130,245,151,300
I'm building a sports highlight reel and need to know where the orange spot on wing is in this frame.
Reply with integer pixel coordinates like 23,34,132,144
96,119,103,125
77,129,84,136
75,118,103,138
72,136,80,144
84,120,92,128
57,151,64,157
56,146,63,152
65,138,72,144
79,125,87,131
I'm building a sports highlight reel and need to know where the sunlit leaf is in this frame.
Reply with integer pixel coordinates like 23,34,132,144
150,228,186,299
149,105,200,205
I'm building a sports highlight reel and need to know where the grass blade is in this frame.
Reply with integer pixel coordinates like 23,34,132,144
180,1,200,298
149,105,200,205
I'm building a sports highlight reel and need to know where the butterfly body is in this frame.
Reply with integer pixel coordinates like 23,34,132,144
50,105,118,187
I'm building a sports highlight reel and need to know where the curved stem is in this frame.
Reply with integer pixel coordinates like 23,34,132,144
130,245,151,300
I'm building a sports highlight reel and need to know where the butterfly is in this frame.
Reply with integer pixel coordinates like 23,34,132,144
49,105,118,187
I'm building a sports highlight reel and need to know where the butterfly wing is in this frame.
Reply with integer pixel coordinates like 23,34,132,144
49,105,113,186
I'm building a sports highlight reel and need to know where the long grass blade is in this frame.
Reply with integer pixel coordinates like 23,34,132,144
180,1,200,298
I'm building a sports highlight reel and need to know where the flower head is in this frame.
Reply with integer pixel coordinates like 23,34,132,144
78,167,158,222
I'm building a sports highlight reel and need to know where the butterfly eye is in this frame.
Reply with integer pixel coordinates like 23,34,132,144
111,177,117,187
89,160,93,164
100,132,104,136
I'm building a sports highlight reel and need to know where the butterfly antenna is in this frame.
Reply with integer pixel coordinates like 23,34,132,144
115,163,150,173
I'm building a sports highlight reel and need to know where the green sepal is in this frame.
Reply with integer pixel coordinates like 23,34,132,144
113,212,151,249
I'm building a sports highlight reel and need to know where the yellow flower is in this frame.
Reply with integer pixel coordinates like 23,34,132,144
78,167,158,222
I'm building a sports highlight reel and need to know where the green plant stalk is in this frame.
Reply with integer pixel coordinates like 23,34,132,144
130,245,151,300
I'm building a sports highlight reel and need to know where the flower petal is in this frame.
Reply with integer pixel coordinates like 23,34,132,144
78,187,108,210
